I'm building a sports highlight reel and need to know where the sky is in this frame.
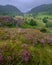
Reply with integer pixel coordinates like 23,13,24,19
0,0,52,12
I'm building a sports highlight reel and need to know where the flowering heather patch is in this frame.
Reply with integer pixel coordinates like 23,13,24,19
22,44,28,49
0,53,3,64
0,16,24,27
21,49,32,63
0,28,52,65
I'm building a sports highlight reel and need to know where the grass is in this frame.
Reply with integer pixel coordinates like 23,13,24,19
0,28,52,65
36,14,52,19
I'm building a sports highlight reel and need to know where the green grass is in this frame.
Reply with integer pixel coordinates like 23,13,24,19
36,14,52,19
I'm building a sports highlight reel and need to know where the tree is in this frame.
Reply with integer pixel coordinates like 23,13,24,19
29,19,37,26
42,17,48,23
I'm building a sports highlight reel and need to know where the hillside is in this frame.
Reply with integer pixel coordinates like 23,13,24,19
0,28,52,65
0,16,24,27
28,4,52,15
0,5,23,16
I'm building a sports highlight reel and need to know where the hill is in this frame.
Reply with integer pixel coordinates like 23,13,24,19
28,4,52,15
0,5,23,16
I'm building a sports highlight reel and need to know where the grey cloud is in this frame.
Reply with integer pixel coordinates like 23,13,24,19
0,0,52,12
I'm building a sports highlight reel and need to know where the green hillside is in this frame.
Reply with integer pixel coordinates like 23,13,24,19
28,4,52,15
0,5,23,16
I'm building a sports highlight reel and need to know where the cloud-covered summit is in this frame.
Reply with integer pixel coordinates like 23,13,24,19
0,0,52,12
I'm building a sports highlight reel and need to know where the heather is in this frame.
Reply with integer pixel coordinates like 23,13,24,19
0,2,52,65
0,28,52,65
0,15,52,33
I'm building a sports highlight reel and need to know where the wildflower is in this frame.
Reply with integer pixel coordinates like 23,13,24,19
21,49,32,62
0,53,3,64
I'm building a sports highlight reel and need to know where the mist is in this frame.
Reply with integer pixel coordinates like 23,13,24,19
0,0,52,12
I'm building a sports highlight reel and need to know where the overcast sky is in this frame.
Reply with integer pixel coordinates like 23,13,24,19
0,0,52,12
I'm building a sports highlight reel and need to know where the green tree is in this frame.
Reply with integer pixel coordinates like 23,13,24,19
42,17,48,23
29,19,37,26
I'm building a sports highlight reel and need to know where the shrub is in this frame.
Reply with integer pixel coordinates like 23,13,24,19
40,28,47,33
42,17,48,23
2,22,16,27
29,19,37,26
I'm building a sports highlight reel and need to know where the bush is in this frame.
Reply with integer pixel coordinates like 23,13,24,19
42,17,48,23
2,22,16,27
29,19,37,26
40,28,47,33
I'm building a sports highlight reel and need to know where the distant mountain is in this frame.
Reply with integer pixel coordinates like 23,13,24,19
0,5,23,16
28,4,52,15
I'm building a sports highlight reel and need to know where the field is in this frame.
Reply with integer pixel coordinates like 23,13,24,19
36,14,52,19
0,14,52,65
0,2,52,65
0,28,52,65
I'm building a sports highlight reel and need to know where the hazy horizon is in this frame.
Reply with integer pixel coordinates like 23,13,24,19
0,0,52,12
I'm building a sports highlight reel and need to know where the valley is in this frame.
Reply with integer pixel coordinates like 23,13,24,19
0,4,52,65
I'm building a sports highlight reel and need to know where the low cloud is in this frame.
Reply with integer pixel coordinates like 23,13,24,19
0,0,52,12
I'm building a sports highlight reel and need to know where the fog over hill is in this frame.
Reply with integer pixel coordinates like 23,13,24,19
0,4,52,16
28,4,52,15
0,0,52,12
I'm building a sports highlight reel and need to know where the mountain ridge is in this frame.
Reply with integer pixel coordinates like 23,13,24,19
0,5,23,16
27,4,52,15
0,4,52,16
